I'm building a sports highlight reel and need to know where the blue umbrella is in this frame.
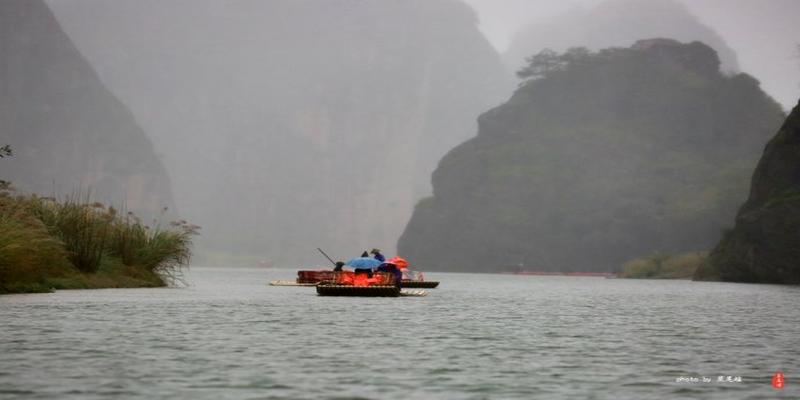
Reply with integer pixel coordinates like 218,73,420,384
345,257,382,269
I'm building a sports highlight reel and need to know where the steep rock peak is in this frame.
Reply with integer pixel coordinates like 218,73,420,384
400,39,784,273
696,98,800,284
632,38,720,77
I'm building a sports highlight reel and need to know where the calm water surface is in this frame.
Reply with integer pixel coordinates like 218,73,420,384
1,267,798,399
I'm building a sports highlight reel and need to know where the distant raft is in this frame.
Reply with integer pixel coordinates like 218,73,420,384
296,270,335,284
268,280,317,287
401,280,439,288
268,270,334,287
401,270,439,288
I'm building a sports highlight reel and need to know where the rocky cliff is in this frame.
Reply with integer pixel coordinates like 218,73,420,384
398,39,785,272
48,0,510,264
695,99,800,283
0,0,174,214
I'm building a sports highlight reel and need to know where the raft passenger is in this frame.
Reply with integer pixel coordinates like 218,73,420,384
370,248,385,262
376,262,402,288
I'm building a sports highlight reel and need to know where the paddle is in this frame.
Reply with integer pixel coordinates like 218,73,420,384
316,247,337,267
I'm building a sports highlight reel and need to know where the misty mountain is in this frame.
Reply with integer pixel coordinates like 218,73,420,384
0,0,174,213
47,0,510,265
398,39,785,273
682,0,800,111
696,98,800,284
503,0,739,74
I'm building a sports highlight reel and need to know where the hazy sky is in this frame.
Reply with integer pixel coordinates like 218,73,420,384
47,0,799,109
463,0,800,110
462,0,602,51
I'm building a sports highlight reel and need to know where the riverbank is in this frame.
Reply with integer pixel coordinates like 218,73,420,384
4,259,167,294
618,251,708,279
0,190,196,294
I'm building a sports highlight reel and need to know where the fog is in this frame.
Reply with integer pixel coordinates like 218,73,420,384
44,0,509,266
4,4,800,398
464,0,800,110
4,0,797,269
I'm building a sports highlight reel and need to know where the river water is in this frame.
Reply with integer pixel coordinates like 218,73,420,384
1,267,798,399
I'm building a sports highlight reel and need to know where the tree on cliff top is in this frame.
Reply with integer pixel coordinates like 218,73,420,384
516,47,592,81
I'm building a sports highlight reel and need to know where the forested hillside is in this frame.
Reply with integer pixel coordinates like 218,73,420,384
399,39,784,272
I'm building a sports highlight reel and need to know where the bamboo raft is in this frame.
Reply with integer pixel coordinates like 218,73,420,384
316,284,428,297
316,284,399,297
400,289,428,297
401,280,439,288
268,280,317,287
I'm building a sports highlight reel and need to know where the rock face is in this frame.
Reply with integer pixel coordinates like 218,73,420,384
398,39,785,273
0,0,174,214
47,0,510,264
504,0,739,74
695,99,800,284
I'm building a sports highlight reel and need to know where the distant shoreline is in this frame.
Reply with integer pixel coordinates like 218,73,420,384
501,271,616,278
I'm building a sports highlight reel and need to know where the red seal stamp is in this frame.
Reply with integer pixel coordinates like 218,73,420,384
771,371,784,390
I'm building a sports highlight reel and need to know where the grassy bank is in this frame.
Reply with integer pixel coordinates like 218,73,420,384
0,190,197,294
619,251,708,279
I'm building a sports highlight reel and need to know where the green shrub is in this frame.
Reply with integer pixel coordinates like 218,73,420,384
108,215,196,283
0,213,73,293
0,190,197,293
620,251,707,279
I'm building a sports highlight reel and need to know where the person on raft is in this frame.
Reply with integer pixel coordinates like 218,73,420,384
370,248,385,262
333,261,344,272
376,261,402,288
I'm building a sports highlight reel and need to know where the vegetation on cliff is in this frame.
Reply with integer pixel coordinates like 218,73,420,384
0,174,197,294
619,252,707,279
503,0,740,75
399,39,785,273
695,99,800,284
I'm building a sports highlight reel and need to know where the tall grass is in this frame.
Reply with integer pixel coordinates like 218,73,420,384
0,189,197,293
24,195,109,273
109,211,146,266
108,213,198,284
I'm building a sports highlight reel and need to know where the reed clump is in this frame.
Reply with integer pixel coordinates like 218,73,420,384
108,213,198,285
24,195,109,273
0,190,197,294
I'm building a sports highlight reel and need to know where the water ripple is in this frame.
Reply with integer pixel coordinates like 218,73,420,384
1,268,798,399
